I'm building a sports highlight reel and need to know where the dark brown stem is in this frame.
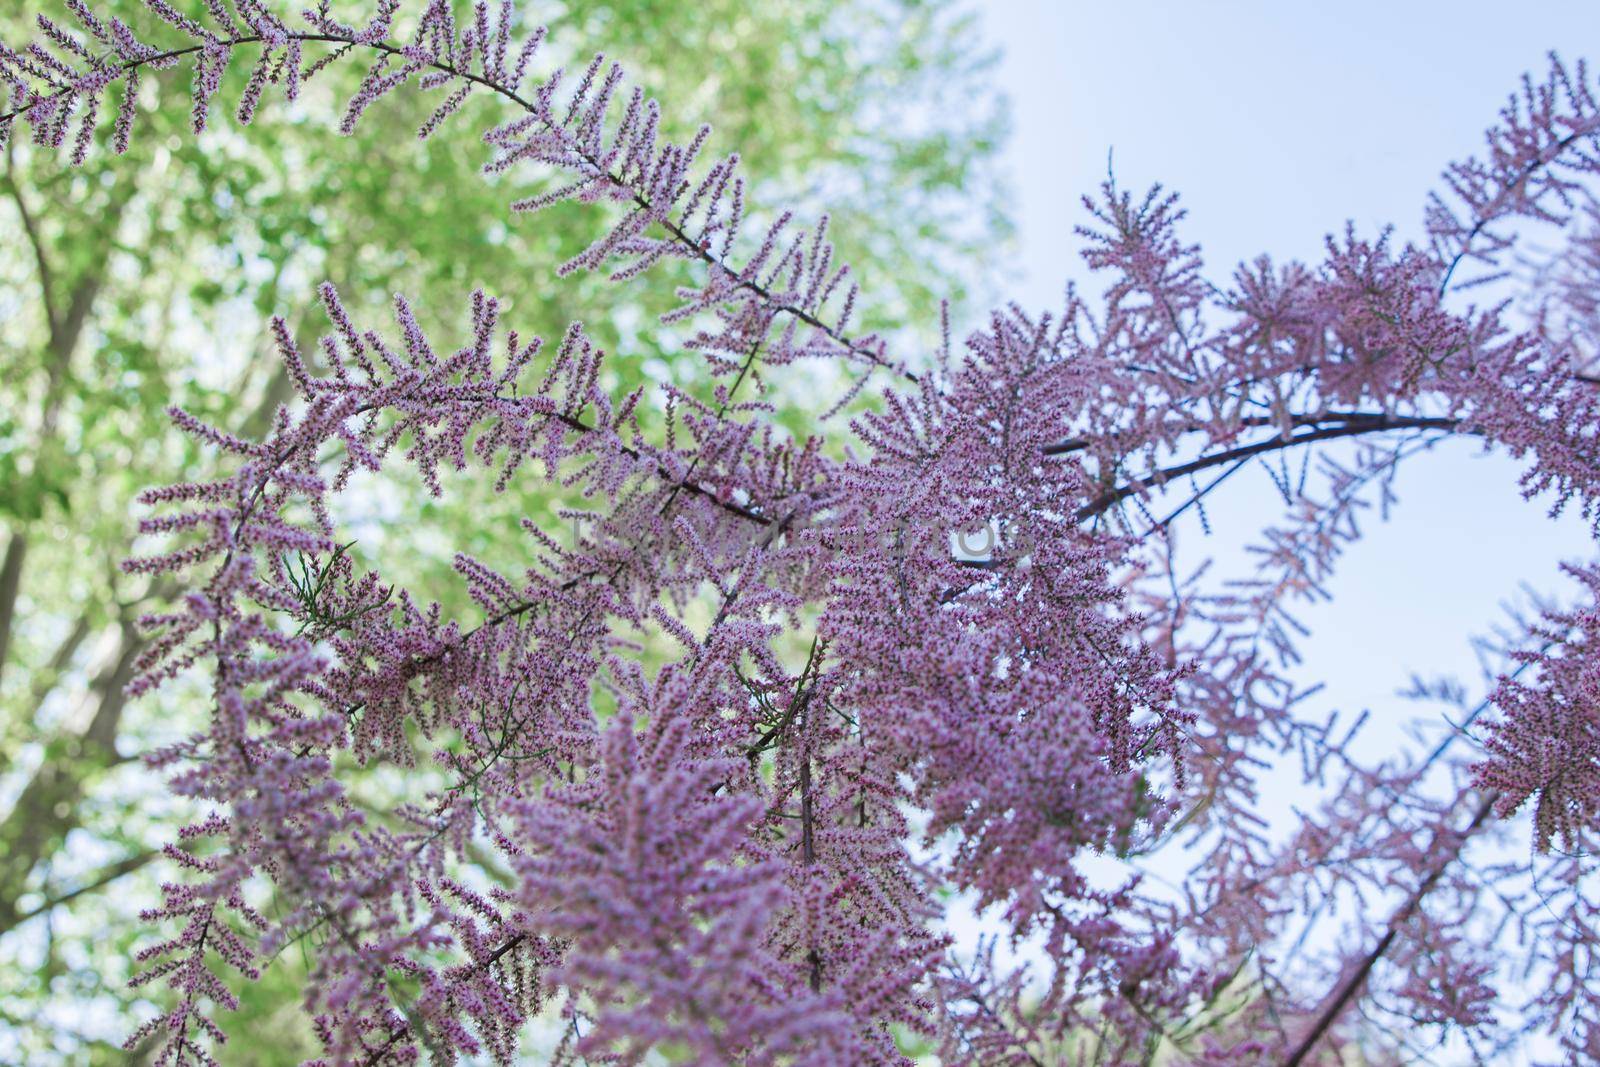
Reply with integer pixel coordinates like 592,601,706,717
0,531,25,688
1281,791,1497,1067
1046,407,1459,457
798,729,821,991
1076,414,1461,522
358,934,526,1066
0,619,142,932
1436,116,1600,296
3,849,155,933
2,144,58,336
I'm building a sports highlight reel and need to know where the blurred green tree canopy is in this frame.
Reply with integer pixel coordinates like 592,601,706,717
0,0,1010,1060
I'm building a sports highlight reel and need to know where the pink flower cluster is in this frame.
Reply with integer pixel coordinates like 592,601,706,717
3,2,1599,1063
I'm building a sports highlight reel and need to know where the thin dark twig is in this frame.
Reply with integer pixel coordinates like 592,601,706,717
1282,792,1497,1067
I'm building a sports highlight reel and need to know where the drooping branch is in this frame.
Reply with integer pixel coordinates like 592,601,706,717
0,26,913,383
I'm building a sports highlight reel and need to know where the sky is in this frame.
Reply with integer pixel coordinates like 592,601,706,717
982,0,1599,747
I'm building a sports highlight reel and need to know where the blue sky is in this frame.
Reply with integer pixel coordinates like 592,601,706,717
983,0,1599,745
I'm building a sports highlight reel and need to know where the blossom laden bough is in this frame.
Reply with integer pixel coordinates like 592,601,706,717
4,0,1600,1063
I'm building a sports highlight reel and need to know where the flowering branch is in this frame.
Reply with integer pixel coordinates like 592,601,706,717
3,1,1599,1062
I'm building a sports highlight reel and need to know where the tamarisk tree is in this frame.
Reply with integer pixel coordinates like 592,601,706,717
3,1,1598,1063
